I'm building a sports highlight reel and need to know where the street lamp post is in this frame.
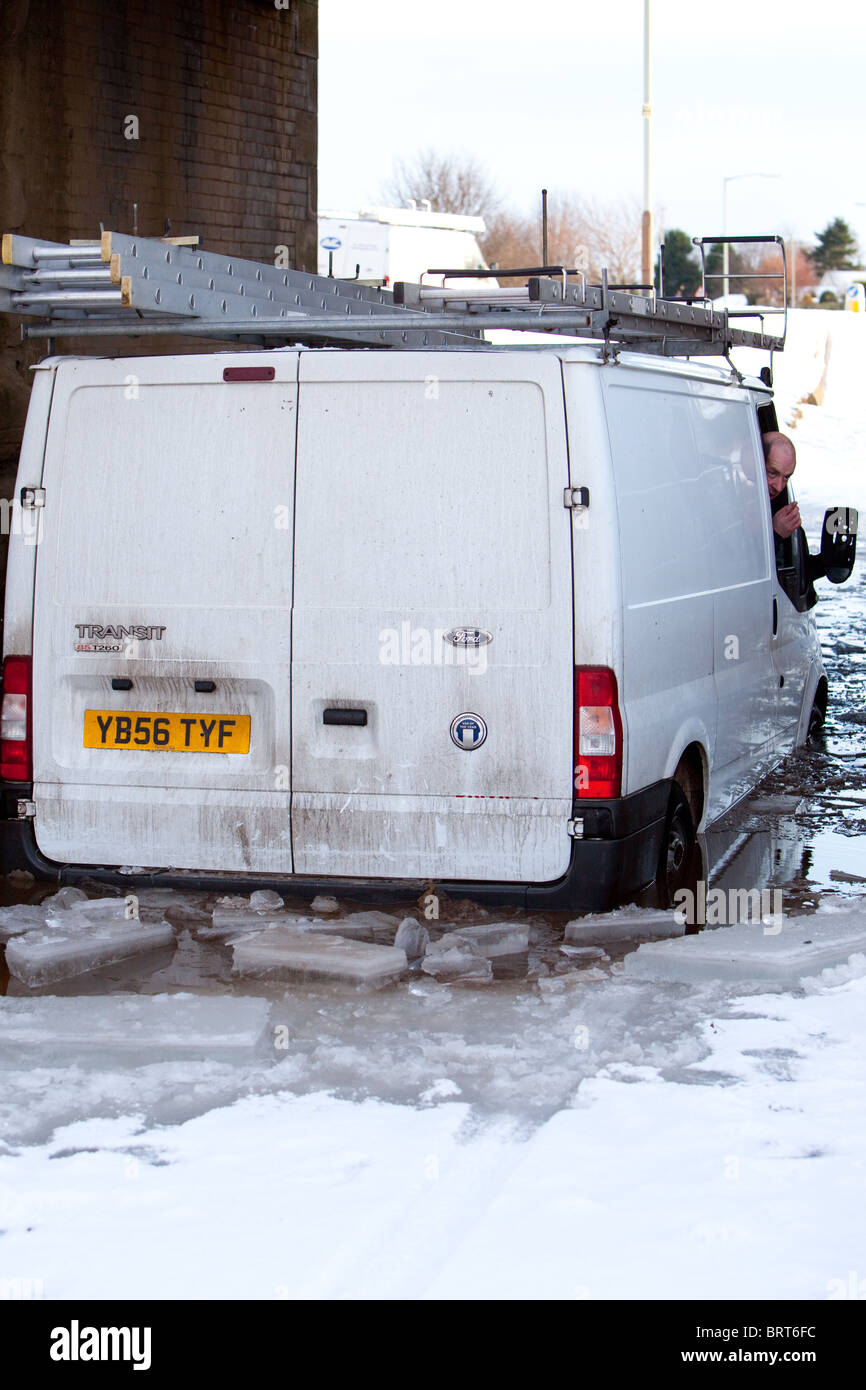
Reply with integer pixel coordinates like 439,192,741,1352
641,0,652,288
722,172,780,299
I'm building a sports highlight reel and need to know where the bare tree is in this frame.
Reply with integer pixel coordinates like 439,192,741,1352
484,194,642,284
380,149,502,223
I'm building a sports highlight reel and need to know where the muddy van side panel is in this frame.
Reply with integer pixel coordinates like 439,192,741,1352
31,353,299,872
600,370,775,818
290,351,574,883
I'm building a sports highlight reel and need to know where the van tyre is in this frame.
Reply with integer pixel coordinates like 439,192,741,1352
655,786,698,911
807,698,825,742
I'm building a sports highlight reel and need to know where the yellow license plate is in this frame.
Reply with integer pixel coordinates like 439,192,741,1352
84,710,251,753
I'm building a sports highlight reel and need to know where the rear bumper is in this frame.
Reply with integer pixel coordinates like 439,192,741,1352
0,780,672,914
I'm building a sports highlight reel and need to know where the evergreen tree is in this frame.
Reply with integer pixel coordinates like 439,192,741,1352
655,229,701,298
809,218,860,275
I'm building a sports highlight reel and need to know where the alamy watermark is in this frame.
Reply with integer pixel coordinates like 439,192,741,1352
673,883,783,933
379,621,488,676
0,497,43,547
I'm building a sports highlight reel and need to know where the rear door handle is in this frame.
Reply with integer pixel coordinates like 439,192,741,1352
323,708,367,726
772,597,778,635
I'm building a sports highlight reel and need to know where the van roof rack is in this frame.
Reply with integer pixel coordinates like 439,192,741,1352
1,229,786,362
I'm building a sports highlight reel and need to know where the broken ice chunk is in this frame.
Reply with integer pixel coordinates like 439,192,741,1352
231,927,407,985
5,916,175,987
249,889,285,913
394,918,430,959
197,908,304,942
46,894,140,925
338,910,402,933
43,886,89,910
310,895,340,914
206,894,289,938
131,888,211,923
565,907,683,945
559,945,610,961
421,934,492,984
0,994,270,1061
624,908,866,988
0,904,48,944
450,921,529,957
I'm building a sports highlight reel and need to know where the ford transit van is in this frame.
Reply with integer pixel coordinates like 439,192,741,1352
0,343,851,910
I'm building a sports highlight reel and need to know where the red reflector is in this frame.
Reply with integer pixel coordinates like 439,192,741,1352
1,654,32,781
574,666,622,799
222,366,275,382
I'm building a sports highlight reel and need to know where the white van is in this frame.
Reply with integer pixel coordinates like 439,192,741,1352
0,343,854,910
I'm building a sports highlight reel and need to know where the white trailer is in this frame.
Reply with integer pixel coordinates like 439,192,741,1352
317,205,488,287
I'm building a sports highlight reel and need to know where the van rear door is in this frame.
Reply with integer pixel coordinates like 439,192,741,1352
32,353,298,873
290,352,574,885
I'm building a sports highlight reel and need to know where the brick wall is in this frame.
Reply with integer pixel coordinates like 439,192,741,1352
0,0,318,465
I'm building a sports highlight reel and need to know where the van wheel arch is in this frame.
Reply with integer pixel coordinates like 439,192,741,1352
806,677,828,742
655,786,698,911
671,745,705,832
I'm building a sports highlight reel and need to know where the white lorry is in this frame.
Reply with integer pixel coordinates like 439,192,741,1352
0,231,857,911
317,205,488,288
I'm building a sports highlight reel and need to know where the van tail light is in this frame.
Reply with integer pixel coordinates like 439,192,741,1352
574,666,622,799
1,656,32,781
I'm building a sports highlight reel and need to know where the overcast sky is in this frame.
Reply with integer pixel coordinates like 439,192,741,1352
319,0,866,257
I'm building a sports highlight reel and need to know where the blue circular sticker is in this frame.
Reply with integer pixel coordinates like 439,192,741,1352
450,713,488,750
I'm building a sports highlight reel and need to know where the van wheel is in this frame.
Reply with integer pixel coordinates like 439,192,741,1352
807,699,825,741
655,787,697,910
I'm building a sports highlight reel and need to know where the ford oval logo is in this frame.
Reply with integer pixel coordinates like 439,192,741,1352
443,628,493,648
450,713,488,750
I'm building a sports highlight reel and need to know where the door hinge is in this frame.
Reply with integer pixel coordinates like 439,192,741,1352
17,799,36,820
567,817,584,838
563,486,590,511
19,486,46,510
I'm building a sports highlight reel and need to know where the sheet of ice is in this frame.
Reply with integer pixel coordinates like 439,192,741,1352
231,927,407,984
421,936,492,984
338,910,402,933
132,888,211,922
5,917,175,987
47,895,140,925
0,904,47,943
394,918,429,959
560,945,609,961
565,906,684,945
624,906,866,987
0,994,270,1060
449,921,530,957
45,886,88,909
199,908,296,941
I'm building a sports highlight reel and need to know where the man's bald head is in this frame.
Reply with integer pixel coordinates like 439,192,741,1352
762,431,797,499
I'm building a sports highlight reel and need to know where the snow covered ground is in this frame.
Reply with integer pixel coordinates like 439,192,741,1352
2,311,865,1302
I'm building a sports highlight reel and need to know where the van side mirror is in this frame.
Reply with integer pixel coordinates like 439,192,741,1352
821,507,858,584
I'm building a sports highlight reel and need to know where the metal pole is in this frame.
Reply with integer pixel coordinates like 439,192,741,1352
790,237,797,307
542,188,549,267
722,180,729,302
641,0,653,287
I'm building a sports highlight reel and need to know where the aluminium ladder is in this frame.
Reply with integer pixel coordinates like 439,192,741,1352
0,229,787,365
